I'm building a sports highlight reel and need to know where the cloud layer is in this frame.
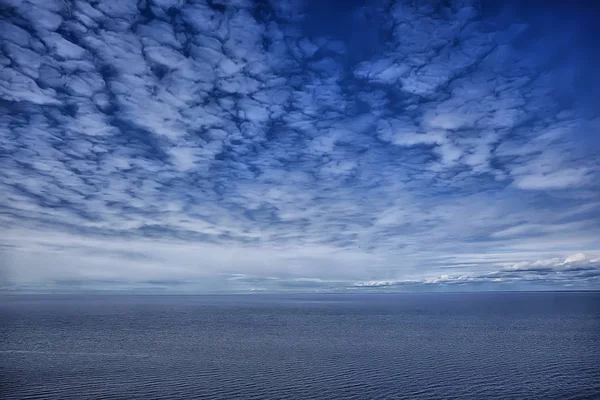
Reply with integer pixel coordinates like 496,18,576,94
1,0,599,292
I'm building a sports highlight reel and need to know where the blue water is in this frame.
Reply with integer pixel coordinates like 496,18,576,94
1,292,599,399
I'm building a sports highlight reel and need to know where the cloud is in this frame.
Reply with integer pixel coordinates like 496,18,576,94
0,0,599,292
353,254,600,290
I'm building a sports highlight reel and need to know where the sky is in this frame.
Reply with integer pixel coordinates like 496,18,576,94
1,0,599,293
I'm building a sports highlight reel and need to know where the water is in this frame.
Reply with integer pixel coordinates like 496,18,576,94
1,292,599,399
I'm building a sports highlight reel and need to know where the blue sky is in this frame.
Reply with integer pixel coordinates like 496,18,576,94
1,0,599,292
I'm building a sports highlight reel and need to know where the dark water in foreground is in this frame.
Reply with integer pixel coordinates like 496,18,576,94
1,293,599,399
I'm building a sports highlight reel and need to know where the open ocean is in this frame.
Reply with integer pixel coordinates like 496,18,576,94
1,292,599,399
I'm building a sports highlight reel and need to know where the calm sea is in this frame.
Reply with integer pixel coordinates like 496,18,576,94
1,292,599,399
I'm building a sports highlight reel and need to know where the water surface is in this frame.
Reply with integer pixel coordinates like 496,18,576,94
1,292,599,399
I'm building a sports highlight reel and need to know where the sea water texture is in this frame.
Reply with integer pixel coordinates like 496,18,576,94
1,292,599,399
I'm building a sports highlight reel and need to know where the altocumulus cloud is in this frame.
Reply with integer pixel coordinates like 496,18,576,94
0,0,599,292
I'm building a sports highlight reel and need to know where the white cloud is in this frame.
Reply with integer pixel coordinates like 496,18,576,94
0,0,598,292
